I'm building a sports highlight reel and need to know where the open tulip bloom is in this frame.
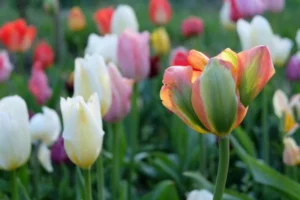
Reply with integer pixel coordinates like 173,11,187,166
160,45,275,199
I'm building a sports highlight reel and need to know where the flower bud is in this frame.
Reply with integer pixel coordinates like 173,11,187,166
33,41,54,69
149,0,172,25
283,137,300,166
68,7,86,31
151,27,170,56
169,47,189,66
181,17,203,38
93,7,114,35
286,52,300,81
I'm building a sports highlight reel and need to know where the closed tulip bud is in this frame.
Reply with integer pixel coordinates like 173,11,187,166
61,94,104,169
85,33,118,64
286,52,300,81
118,30,150,80
43,0,59,15
104,63,133,122
227,0,264,22
33,41,54,69
74,54,112,115
169,47,189,66
283,137,300,166
93,7,114,35
0,96,31,170
181,17,204,38
272,35,293,67
68,7,86,32
51,136,69,164
38,143,53,172
160,46,274,136
219,1,236,30
151,27,170,56
187,189,213,200
111,5,139,35
149,0,172,25
0,50,13,82
30,107,61,146
263,0,285,12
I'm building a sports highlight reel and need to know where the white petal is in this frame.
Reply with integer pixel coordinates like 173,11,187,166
236,19,251,50
38,144,53,173
187,189,213,200
220,1,235,30
273,89,289,118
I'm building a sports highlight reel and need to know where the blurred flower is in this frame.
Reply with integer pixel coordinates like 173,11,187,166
0,95,31,170
181,17,204,38
286,52,300,81
0,19,36,52
93,7,114,35
28,62,52,105
151,27,170,56
65,71,74,95
296,29,300,50
61,94,104,169
283,137,300,166
263,0,285,12
149,55,161,78
33,41,54,69
219,1,236,30
38,143,53,172
104,63,133,122
118,30,150,80
68,7,86,31
149,0,172,25
0,50,13,82
187,189,213,200
160,46,275,136
51,136,69,164
74,54,112,115
169,47,189,66
111,5,139,35
272,35,293,67
85,33,118,64
43,0,59,15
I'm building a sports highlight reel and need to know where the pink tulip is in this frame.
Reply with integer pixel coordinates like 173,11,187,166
104,63,133,122
169,47,189,66
262,0,285,12
117,29,150,80
0,50,13,82
181,17,203,38
28,62,52,105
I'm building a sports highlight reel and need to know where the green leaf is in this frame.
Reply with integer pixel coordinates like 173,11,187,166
141,180,180,200
233,128,257,157
231,136,300,200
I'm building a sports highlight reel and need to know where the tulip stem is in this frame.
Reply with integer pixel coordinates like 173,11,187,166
84,168,92,200
96,156,104,200
199,134,206,175
262,88,269,164
111,122,121,200
213,136,230,200
11,170,18,200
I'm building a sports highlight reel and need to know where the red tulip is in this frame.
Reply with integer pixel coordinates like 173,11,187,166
169,47,189,66
181,17,203,38
93,7,114,35
0,19,36,52
149,0,172,25
33,41,54,69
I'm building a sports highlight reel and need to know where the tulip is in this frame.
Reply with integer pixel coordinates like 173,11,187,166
149,55,161,78
60,93,104,169
149,0,172,25
263,0,285,12
296,29,300,50
28,62,52,105
219,1,236,30
85,33,118,64
51,136,69,164
169,47,189,66
0,95,31,170
283,137,300,166
187,189,213,200
0,19,36,52
286,52,300,81
272,35,293,67
181,17,204,38
93,7,114,35
43,0,59,15
33,41,54,69
151,27,170,56
38,143,53,172
0,50,13,82
118,30,150,80
160,46,274,136
68,7,86,31
74,54,112,115
104,63,133,122
111,5,139,35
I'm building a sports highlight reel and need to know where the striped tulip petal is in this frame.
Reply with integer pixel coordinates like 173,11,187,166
237,45,275,107
192,59,238,136
187,50,209,71
160,66,208,133
216,48,239,82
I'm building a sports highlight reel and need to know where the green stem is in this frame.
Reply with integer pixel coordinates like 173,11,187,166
17,178,31,200
111,122,121,200
96,157,104,200
213,136,230,200
199,135,206,175
84,168,92,200
128,83,139,200
31,146,40,199
11,170,18,200
18,53,25,74
262,89,269,164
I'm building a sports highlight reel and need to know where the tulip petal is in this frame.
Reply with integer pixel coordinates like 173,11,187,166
215,48,239,82
187,50,209,71
160,66,208,133
38,144,53,173
237,45,275,107
273,89,289,118
283,111,299,135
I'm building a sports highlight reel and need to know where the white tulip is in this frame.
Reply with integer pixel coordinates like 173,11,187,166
0,96,31,170
30,106,61,146
272,35,293,66
296,29,300,50
273,89,290,118
219,1,235,30
187,189,213,200
74,54,112,115
38,143,53,172
111,5,139,35
85,33,118,64
60,93,104,169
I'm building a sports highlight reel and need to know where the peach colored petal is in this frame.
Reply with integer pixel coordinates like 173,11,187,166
187,50,209,71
